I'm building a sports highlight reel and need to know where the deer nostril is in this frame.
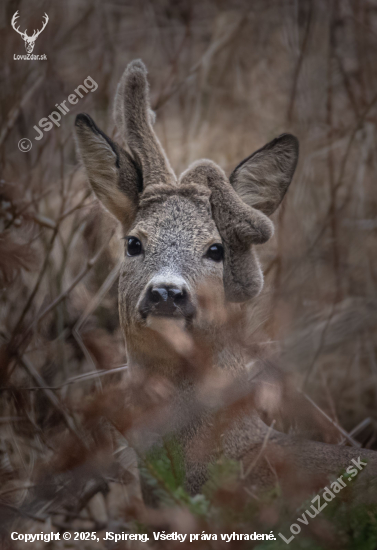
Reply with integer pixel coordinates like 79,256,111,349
168,287,185,301
150,287,168,303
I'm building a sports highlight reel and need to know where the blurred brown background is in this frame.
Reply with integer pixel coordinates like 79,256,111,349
1,0,377,542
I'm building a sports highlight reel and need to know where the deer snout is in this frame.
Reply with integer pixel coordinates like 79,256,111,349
139,282,195,319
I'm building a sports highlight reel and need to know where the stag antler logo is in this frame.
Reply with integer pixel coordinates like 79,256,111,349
11,11,48,54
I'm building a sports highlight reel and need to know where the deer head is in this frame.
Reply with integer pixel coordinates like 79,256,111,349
11,11,48,54
75,60,298,371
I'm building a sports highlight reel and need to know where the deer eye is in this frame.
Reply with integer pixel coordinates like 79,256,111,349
206,243,224,262
126,237,142,256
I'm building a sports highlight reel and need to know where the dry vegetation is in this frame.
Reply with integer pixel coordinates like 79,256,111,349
1,0,377,548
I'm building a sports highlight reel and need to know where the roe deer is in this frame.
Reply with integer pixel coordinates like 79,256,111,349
75,60,377,498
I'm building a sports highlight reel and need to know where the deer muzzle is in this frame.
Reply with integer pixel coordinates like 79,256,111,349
138,275,195,320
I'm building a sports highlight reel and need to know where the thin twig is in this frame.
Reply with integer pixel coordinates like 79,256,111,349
34,231,115,329
241,420,276,479
17,354,88,446
0,365,129,392
298,389,361,448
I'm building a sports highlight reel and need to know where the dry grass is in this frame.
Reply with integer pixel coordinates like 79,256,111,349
1,0,377,547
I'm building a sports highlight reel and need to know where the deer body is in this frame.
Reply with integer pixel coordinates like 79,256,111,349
75,60,377,497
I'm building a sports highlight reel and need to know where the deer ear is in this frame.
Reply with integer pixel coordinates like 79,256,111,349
75,114,141,227
230,134,299,216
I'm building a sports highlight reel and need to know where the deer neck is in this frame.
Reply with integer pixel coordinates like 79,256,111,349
125,321,246,388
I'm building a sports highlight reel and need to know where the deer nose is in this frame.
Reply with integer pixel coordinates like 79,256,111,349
139,284,194,318
150,286,183,302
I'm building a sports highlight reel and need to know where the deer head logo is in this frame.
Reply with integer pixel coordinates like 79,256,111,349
11,11,48,54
